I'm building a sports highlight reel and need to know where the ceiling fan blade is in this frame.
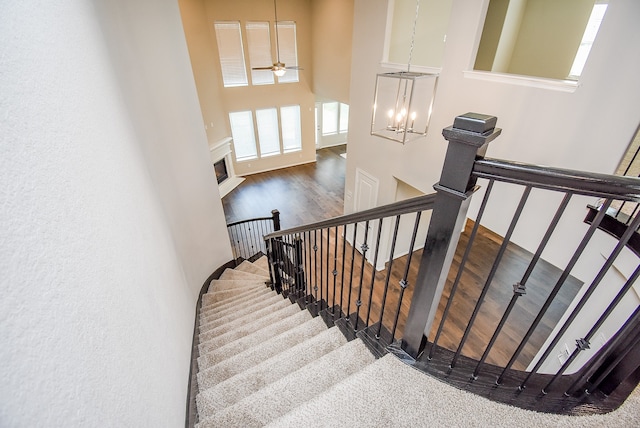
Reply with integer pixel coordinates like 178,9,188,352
252,66,275,70
286,66,303,71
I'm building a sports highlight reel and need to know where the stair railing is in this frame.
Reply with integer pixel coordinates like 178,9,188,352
226,209,280,265
264,113,640,415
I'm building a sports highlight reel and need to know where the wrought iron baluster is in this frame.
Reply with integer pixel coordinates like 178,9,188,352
391,212,422,341
473,192,572,380
366,218,384,327
313,229,319,306
450,186,531,370
376,215,401,339
545,263,640,394
429,180,494,359
531,211,640,393
319,228,324,310
339,224,348,312
498,198,614,385
332,226,339,316
354,220,371,330
346,223,358,320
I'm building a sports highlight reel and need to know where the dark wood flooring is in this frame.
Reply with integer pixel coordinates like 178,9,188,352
222,146,582,371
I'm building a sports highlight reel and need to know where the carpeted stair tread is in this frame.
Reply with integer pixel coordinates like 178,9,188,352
207,278,266,293
196,327,347,418
196,338,376,428
197,316,326,390
235,260,270,279
201,282,266,306
201,287,272,315
199,303,301,356
220,268,266,281
201,286,270,312
200,290,277,325
253,256,269,272
199,307,321,369
200,292,282,329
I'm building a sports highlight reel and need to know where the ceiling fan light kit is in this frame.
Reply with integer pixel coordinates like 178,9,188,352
370,0,438,144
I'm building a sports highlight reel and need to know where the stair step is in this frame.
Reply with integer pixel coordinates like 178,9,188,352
207,278,266,293
201,286,270,312
220,268,266,281
196,327,347,418
195,339,376,428
199,303,301,356
200,309,321,370
201,285,267,307
197,316,326,390
253,256,269,272
201,287,272,316
235,260,270,279
200,292,281,329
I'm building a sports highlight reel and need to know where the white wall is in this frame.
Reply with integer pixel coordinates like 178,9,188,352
0,0,232,426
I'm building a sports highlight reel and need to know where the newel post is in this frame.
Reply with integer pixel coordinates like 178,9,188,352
268,209,282,292
401,113,502,358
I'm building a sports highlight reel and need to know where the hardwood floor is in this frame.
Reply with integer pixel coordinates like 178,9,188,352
221,147,582,371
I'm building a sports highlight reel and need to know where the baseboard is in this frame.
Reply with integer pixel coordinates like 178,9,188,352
185,259,237,428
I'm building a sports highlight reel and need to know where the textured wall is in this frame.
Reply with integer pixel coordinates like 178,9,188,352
0,0,231,426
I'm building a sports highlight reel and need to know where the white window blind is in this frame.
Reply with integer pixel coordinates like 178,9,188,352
275,21,299,83
281,105,302,152
322,102,339,135
256,108,280,157
246,22,274,86
214,21,248,87
229,111,257,160
339,103,350,133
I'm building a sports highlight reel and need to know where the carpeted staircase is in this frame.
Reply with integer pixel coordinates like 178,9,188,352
193,258,640,428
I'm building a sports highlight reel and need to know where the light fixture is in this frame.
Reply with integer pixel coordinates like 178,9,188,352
251,0,303,77
371,0,438,144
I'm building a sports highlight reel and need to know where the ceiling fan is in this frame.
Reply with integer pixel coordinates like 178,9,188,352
251,0,302,77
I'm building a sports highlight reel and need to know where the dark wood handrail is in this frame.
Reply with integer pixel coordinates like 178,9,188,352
473,158,640,201
263,193,437,239
226,215,274,228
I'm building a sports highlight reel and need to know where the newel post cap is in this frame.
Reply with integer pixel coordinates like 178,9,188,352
442,112,502,148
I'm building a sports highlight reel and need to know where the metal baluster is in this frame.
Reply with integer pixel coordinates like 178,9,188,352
354,220,371,330
391,212,422,341
339,224,348,313
326,226,331,312
366,218,384,327
303,231,310,302
376,215,401,339
545,264,640,394
331,226,339,316
429,180,494,359
498,198,614,385
319,228,324,310
451,186,531,370
473,193,572,380
346,223,358,321
313,229,319,306
532,211,640,393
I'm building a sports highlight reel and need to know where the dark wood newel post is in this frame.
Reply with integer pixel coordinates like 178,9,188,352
401,113,502,358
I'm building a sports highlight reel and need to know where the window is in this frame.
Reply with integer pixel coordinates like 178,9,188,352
275,21,299,83
256,108,280,157
280,105,302,152
229,106,301,160
229,111,257,160
568,3,608,79
321,102,349,136
214,22,248,87
246,22,274,85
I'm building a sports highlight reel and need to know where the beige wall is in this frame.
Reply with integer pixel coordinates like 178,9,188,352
474,0,509,71
388,0,453,68
181,0,317,176
311,0,354,104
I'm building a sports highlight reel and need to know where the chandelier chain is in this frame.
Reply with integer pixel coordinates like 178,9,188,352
407,0,420,72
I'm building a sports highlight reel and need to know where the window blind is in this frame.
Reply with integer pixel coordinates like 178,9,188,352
256,108,281,157
281,105,302,152
229,111,257,160
214,21,248,87
246,22,274,86
275,21,299,83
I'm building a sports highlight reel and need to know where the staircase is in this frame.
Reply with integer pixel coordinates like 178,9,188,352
192,257,640,427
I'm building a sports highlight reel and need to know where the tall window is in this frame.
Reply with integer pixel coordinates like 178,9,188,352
229,111,257,160
275,22,299,83
255,108,280,157
568,3,608,79
246,22,274,85
281,105,302,152
214,22,248,87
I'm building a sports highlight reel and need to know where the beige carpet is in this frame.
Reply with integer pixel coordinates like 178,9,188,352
195,257,640,427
